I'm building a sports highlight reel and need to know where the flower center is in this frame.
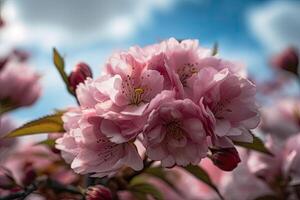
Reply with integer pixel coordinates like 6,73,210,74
177,63,199,86
166,120,184,141
213,99,232,119
131,88,144,105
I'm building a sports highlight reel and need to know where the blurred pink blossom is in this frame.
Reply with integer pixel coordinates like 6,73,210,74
0,61,41,110
260,98,300,140
3,143,78,186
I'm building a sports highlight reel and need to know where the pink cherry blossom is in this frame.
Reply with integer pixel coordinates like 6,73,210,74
76,77,110,109
56,108,143,177
190,67,260,147
0,61,41,110
129,42,173,89
75,51,172,143
163,38,244,98
143,99,209,167
60,38,260,176
98,52,165,116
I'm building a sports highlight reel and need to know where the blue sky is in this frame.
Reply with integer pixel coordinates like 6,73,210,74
0,0,299,124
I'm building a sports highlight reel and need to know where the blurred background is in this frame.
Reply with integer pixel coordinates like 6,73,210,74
0,0,299,124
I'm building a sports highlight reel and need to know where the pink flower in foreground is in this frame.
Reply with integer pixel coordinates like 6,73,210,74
0,61,41,109
60,38,260,175
164,38,244,98
99,52,165,116
56,108,143,177
143,99,209,167
192,67,259,147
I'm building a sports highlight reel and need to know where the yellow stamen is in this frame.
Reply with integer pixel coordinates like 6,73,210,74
132,88,144,105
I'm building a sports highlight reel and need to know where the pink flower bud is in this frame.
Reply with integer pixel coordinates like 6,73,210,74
86,185,112,200
211,147,241,171
271,47,299,75
68,62,92,91
0,167,16,189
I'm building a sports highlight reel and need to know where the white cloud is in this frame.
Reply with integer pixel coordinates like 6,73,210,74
0,0,174,48
247,0,300,52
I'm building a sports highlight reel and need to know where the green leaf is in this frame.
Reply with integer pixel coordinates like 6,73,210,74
0,104,15,115
129,183,164,200
145,167,182,196
0,98,16,115
184,165,224,200
53,48,74,95
37,139,56,148
5,112,65,138
212,42,218,56
234,133,273,156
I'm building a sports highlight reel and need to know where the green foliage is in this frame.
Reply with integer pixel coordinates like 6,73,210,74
184,165,224,200
234,133,273,156
5,112,65,138
53,48,74,95
129,182,164,200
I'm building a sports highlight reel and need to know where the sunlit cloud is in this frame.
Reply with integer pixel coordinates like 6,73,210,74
247,0,300,52
0,0,174,48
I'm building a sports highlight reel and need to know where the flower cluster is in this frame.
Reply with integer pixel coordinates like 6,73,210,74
56,38,260,177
